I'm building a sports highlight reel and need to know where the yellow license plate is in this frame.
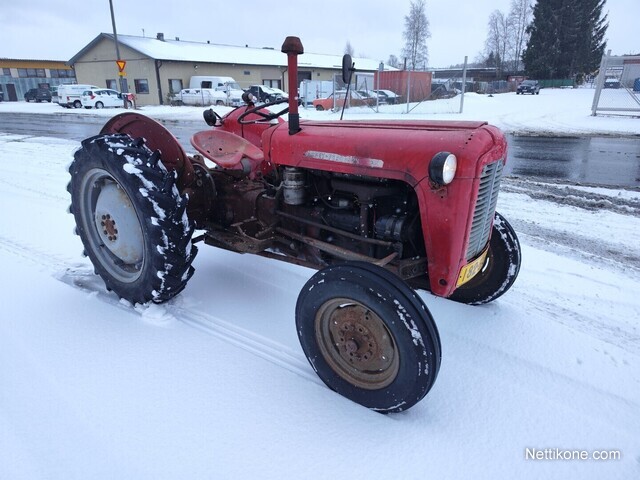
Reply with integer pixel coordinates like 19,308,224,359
456,248,489,287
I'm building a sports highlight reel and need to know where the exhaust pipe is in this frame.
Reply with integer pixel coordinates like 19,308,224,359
281,36,304,135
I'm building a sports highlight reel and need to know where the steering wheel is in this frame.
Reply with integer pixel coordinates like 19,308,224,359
237,97,290,124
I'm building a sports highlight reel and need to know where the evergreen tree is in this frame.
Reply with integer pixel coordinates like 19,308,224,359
523,0,608,79
575,0,608,76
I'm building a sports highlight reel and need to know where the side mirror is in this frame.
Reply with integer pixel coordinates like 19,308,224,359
342,54,354,84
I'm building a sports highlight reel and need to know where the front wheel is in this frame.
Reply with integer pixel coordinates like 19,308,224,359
449,212,521,305
67,134,197,304
296,262,441,413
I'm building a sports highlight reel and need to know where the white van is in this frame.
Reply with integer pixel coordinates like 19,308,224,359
188,76,244,106
57,84,99,108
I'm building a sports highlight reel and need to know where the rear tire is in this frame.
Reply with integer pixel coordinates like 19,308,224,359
296,262,441,413
315,105,325,111
449,212,521,305
67,134,197,304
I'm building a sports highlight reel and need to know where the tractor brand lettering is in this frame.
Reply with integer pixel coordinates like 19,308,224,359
304,151,384,168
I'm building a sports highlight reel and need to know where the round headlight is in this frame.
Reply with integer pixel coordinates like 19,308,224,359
429,152,457,185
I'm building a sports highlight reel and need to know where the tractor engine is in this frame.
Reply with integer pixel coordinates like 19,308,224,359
200,166,426,279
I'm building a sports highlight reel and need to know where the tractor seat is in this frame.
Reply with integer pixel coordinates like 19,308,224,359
191,130,264,170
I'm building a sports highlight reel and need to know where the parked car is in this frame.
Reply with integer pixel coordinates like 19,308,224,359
81,89,133,109
374,89,400,104
169,88,227,106
246,85,288,103
516,80,540,95
57,84,100,108
312,90,369,111
357,90,385,104
24,88,52,103
604,77,621,89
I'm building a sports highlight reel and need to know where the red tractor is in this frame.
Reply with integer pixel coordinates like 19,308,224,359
67,37,520,413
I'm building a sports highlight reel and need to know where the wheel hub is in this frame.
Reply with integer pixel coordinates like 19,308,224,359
93,182,144,265
316,299,399,390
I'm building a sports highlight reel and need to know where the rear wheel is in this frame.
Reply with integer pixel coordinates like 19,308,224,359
315,105,324,111
296,262,441,413
449,212,521,305
67,134,197,304
73,100,82,108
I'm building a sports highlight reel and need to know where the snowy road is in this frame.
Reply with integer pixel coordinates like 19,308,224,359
1,129,639,479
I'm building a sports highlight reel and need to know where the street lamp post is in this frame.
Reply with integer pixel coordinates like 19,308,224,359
108,0,129,108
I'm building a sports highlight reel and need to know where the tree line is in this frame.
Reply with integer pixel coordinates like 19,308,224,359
346,0,609,81
476,0,608,80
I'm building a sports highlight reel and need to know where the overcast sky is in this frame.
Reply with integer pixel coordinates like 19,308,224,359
1,0,637,67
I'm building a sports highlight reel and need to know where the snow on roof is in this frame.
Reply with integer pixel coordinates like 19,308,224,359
110,34,391,71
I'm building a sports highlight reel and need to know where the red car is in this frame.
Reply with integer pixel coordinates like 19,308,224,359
312,89,370,110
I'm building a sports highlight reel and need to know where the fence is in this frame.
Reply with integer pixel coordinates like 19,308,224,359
300,60,471,116
592,52,640,116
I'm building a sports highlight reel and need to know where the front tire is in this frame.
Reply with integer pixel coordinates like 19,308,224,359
296,262,441,413
67,134,197,304
449,212,521,305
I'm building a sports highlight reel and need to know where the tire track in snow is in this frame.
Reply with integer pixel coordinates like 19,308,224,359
0,232,321,386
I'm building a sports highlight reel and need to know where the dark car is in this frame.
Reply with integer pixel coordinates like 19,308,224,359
24,88,52,103
246,85,287,103
604,78,621,89
516,80,540,95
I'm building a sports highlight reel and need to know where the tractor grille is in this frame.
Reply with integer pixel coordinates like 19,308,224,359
466,160,504,261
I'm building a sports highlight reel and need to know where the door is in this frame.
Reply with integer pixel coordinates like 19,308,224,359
6,84,17,102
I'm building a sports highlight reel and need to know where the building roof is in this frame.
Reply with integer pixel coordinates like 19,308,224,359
69,33,392,72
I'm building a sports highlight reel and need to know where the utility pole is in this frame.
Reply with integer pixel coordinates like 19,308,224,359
109,0,129,108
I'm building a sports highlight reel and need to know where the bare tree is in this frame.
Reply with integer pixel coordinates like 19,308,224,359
402,0,431,70
387,54,400,69
344,41,355,57
485,10,511,75
507,0,533,72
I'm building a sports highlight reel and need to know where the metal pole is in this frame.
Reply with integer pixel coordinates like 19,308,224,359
459,56,468,114
591,49,610,116
406,66,411,114
108,0,128,108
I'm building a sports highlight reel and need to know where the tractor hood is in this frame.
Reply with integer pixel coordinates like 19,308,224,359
264,119,506,185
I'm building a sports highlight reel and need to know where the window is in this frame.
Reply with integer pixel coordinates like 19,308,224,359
263,79,282,89
243,70,251,76
106,79,117,89
134,79,149,94
17,68,47,78
168,79,183,94
2,68,10,76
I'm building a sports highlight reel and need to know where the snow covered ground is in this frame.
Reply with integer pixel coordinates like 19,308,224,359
0,89,639,479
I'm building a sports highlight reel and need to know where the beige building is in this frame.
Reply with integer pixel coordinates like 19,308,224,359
69,33,387,106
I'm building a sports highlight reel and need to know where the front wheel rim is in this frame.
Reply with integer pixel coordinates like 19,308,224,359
79,168,145,283
315,298,399,390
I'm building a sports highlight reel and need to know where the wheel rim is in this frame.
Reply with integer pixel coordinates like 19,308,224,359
315,298,399,390
96,102,103,109
79,168,145,283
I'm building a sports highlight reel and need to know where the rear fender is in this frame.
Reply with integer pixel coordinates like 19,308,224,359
100,112,195,189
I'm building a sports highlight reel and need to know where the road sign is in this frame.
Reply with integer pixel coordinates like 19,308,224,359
116,60,126,72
